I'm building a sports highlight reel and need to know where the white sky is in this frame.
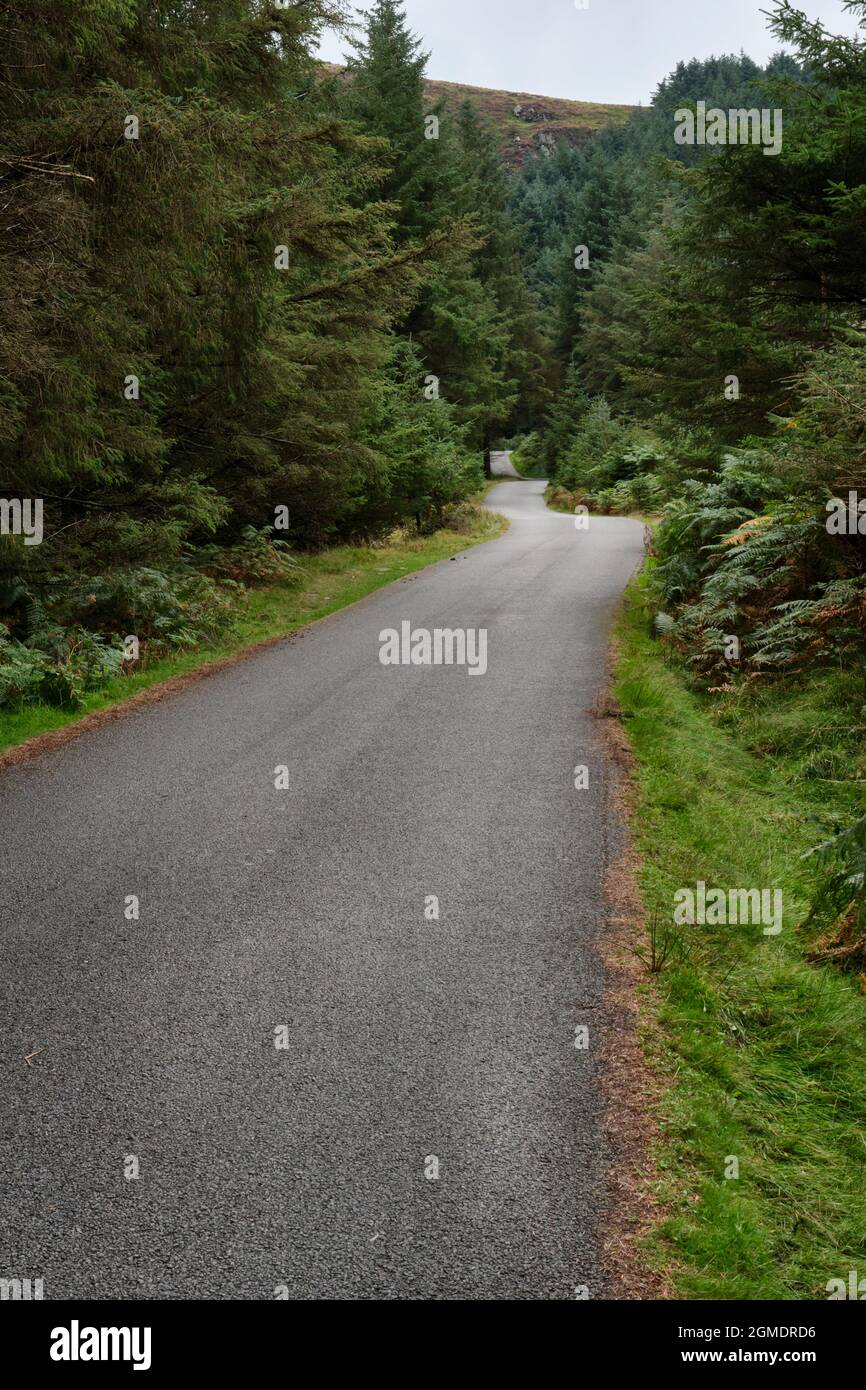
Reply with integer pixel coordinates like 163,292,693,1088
316,0,864,104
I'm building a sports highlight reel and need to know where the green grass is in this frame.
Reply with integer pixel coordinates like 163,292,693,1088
0,510,506,756
615,566,866,1300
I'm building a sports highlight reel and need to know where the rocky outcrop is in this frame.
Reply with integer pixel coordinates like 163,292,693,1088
512,103,556,123
503,124,602,168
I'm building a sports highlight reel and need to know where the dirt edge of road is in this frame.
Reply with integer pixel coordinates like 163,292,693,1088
594,644,671,1300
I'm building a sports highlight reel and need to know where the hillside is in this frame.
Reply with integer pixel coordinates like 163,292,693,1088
320,64,635,167
424,77,635,166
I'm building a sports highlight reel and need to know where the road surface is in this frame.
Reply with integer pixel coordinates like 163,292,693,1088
0,481,644,1300
489,449,521,478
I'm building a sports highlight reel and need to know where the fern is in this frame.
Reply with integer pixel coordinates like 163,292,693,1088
804,815,866,936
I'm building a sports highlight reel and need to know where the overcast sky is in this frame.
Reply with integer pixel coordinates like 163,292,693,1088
316,0,863,105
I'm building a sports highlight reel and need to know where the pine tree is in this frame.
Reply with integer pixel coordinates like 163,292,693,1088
344,0,444,240
0,0,462,565
343,0,546,453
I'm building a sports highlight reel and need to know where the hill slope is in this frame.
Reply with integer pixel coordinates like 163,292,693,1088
321,64,635,167
425,77,635,167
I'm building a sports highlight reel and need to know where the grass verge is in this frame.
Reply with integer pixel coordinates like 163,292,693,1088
0,509,506,758
615,566,866,1300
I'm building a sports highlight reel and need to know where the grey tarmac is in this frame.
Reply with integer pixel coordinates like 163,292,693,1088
0,480,644,1300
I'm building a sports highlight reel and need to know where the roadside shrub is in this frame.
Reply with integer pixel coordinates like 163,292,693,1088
593,473,664,514
0,625,51,705
0,562,242,709
510,431,546,477
555,398,667,501
0,621,124,710
440,500,486,534
196,527,302,586
653,450,783,606
37,630,125,709
556,397,629,491
57,566,237,649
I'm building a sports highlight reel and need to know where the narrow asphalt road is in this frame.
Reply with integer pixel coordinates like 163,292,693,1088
0,482,644,1300
489,449,521,477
